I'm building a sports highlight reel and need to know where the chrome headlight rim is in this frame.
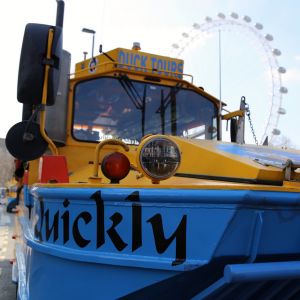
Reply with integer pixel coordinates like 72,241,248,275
138,136,181,180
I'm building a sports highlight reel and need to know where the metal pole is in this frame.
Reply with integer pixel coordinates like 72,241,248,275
218,29,222,103
218,29,222,139
92,34,95,58
56,0,65,28
82,28,96,59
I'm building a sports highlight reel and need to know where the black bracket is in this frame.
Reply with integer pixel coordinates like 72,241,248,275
42,57,55,66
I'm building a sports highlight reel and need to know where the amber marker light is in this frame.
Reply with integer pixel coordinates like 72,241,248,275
101,152,130,183
137,136,181,181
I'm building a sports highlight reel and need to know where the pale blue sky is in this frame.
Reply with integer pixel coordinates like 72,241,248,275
0,0,299,147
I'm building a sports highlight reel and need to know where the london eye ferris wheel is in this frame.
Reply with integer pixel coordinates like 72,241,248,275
170,12,287,145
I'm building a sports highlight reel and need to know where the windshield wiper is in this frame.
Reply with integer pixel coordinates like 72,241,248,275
160,89,165,134
141,85,147,136
118,75,143,109
118,75,148,137
170,89,177,135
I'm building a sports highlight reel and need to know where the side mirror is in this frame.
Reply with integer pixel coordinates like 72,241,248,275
5,121,48,161
17,23,62,106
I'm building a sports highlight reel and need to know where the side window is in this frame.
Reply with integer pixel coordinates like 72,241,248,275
177,90,218,140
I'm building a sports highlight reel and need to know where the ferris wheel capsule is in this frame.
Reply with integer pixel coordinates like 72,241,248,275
193,23,201,29
272,128,281,135
265,34,274,41
278,107,286,115
272,49,281,56
230,12,239,19
278,67,286,74
255,23,263,30
243,15,251,23
218,13,226,19
279,87,288,94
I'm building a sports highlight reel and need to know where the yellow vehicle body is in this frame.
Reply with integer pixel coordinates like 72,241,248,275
22,47,300,193
75,48,184,79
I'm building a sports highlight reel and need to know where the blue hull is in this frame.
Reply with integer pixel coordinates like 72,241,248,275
17,187,300,299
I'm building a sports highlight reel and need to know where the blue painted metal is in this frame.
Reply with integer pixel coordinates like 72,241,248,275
217,143,300,165
192,276,228,299
248,211,264,262
30,186,300,206
224,261,300,282
16,186,300,299
194,261,300,299
23,185,33,208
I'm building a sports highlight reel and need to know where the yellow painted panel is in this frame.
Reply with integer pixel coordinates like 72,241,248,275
75,48,184,79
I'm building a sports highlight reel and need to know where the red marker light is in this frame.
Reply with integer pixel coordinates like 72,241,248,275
101,152,130,183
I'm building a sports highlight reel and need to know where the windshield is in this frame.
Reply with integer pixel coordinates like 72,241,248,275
73,77,218,144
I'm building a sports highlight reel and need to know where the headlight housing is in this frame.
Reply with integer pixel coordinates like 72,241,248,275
138,137,181,181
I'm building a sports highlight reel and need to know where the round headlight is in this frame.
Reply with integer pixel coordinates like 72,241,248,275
139,137,181,180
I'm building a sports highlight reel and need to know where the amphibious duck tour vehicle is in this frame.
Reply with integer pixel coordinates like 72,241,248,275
5,1,300,299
